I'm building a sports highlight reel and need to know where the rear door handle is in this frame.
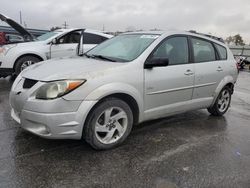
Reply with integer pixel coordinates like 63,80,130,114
217,66,223,72
184,69,194,76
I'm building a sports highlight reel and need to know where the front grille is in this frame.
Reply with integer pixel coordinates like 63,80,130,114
23,78,38,89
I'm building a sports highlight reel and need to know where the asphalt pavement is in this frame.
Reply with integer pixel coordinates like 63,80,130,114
0,72,250,188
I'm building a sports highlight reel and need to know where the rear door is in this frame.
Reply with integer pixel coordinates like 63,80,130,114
191,37,225,100
144,36,195,118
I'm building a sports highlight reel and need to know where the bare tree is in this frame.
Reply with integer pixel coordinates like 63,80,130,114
50,26,62,31
225,34,245,46
234,34,245,46
225,36,234,45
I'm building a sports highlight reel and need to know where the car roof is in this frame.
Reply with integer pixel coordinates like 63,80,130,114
124,30,225,46
54,28,113,38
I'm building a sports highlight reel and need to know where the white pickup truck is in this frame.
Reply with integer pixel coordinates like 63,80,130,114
0,14,112,77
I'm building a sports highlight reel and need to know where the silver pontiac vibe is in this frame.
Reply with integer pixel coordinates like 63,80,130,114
10,30,238,150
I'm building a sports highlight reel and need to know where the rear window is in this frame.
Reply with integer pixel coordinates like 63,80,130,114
191,38,216,63
214,43,227,60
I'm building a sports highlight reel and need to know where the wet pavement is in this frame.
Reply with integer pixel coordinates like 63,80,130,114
0,72,250,188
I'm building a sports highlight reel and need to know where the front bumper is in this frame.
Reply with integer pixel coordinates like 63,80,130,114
0,53,14,77
10,76,98,139
11,100,97,139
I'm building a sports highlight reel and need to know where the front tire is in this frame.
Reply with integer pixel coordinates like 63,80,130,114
84,98,133,150
208,87,231,116
15,55,41,75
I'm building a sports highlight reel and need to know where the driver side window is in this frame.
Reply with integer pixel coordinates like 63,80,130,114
58,31,81,44
152,36,189,65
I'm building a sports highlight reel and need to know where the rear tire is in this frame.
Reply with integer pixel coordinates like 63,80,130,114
15,55,41,75
208,87,231,116
84,98,133,150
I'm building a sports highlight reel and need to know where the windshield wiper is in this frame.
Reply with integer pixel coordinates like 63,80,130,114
85,54,117,62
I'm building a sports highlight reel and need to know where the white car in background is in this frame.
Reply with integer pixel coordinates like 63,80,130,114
0,14,112,77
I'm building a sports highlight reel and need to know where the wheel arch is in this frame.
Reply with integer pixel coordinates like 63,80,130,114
211,76,235,106
85,93,141,126
13,53,44,72
224,82,234,94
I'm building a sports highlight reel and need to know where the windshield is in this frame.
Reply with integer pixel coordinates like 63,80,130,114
86,34,159,62
37,31,59,41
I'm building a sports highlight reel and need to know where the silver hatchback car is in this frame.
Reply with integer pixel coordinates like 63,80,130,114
10,30,238,150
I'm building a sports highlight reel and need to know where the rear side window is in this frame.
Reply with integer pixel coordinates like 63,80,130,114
84,33,108,44
191,38,216,63
214,43,227,60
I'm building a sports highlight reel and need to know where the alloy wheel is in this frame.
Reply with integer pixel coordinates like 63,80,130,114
20,60,35,71
94,107,128,144
217,89,230,113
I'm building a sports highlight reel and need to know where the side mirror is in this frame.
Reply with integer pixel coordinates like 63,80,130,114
144,57,169,69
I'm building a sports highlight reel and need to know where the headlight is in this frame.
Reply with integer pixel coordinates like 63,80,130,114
36,80,86,100
0,44,17,55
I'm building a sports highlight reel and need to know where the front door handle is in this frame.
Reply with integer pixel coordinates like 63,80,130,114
184,69,194,76
217,66,223,72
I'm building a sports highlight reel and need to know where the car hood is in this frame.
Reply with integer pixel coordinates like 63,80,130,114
21,56,125,82
0,13,35,41
14,40,45,47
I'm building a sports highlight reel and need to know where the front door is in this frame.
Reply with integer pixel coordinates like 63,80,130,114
144,36,195,119
50,30,81,58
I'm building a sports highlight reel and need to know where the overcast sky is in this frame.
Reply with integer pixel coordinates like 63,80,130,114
1,0,250,42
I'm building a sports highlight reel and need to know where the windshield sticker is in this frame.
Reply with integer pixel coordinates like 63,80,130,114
140,35,159,39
